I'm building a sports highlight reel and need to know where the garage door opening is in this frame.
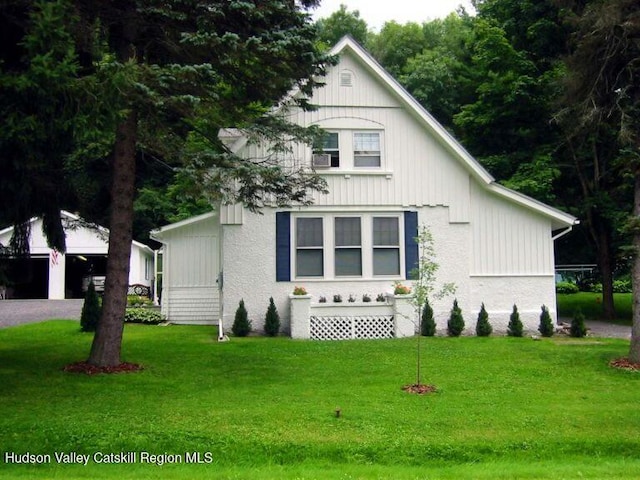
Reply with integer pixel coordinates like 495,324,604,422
6,257,49,299
65,255,108,299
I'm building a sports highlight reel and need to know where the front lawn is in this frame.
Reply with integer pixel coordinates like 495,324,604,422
557,292,632,324
1,321,639,479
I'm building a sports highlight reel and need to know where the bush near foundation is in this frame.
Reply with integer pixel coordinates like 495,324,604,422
538,305,554,337
507,305,524,337
475,303,492,337
264,297,280,337
421,300,436,336
232,299,251,337
447,299,465,337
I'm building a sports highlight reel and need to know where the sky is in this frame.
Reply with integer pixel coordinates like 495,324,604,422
311,0,476,31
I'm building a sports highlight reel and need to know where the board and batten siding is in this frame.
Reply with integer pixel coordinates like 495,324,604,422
160,216,220,324
239,105,472,223
470,182,554,276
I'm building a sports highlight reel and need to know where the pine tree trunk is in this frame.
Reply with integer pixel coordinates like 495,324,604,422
598,234,616,321
629,172,640,363
87,110,137,367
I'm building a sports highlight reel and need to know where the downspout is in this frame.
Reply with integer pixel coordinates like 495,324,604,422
217,222,228,342
552,221,579,241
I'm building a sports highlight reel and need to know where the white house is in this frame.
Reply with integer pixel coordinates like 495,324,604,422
151,37,577,337
0,211,154,299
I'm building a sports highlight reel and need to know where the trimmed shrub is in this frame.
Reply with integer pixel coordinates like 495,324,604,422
264,297,280,337
421,300,436,336
570,309,588,338
80,281,101,332
232,299,251,337
538,305,554,337
556,282,579,294
127,294,153,307
507,304,524,337
124,308,165,324
475,303,492,337
447,299,465,337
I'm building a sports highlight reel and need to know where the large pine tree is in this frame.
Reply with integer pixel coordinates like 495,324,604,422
3,0,331,367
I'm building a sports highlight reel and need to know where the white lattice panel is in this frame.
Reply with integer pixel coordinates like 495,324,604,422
310,315,394,340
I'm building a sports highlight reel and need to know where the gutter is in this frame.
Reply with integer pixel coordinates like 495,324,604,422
552,221,580,241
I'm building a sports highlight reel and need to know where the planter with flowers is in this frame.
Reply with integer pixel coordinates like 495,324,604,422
290,286,312,339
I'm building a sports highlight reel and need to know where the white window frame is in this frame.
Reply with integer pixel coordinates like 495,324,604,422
353,132,381,168
313,131,340,168
310,129,384,170
292,212,404,281
294,217,325,278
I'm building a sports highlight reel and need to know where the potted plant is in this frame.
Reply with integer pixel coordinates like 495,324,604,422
292,286,307,296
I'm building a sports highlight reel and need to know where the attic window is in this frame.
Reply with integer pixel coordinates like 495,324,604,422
340,71,353,87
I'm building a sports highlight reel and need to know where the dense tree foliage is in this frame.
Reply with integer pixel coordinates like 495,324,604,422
2,0,331,367
315,3,368,47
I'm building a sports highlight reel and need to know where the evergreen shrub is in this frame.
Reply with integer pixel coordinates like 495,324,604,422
421,300,436,336
507,304,524,337
447,299,465,337
264,297,280,337
80,281,101,332
570,309,588,338
538,305,554,337
475,303,492,337
232,299,251,337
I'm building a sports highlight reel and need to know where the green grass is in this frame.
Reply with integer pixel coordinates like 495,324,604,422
1,320,640,479
557,292,632,325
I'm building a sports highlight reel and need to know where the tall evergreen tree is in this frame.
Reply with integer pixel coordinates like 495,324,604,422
3,0,331,367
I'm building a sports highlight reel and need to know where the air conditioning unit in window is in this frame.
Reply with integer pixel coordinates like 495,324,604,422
312,153,331,168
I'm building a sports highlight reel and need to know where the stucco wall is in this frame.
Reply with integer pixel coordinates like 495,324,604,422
221,203,558,336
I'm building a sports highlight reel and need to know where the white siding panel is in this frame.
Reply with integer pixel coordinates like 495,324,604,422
164,218,219,287
220,204,244,225
165,286,219,324
310,54,399,108
470,182,553,275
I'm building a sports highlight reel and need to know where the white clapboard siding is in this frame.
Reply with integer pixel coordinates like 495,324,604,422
164,286,219,324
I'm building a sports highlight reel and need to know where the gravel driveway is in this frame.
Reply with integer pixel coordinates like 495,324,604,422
0,299,82,328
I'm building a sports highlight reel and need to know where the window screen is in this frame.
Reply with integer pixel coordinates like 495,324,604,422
335,217,362,276
373,217,400,275
296,218,323,277
354,132,381,167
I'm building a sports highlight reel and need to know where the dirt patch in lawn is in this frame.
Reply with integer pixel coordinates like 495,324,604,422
609,358,640,371
63,361,143,375
402,383,438,395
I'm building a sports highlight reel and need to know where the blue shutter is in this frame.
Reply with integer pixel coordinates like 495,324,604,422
404,211,419,280
276,212,291,282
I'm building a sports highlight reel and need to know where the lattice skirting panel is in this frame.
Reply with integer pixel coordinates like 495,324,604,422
310,315,395,340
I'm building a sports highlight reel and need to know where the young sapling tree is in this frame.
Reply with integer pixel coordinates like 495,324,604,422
406,224,456,390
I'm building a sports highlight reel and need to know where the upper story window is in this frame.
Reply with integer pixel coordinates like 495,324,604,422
313,132,340,168
312,130,383,170
353,132,381,168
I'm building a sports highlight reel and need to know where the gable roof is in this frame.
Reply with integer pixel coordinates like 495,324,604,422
150,211,218,240
328,36,577,231
0,210,154,253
